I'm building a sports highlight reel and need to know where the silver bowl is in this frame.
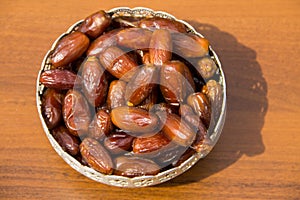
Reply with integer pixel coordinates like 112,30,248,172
36,7,227,188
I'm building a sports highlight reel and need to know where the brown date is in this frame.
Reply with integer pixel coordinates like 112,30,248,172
179,104,201,129
116,28,152,49
80,138,113,174
88,109,112,140
196,57,217,79
106,80,127,110
77,10,111,39
52,125,80,156
50,32,89,68
172,33,209,57
125,64,159,106
111,106,159,134
133,132,171,154
86,29,119,56
187,92,211,128
138,86,158,111
156,112,196,147
112,16,139,28
192,131,211,153
41,88,64,129
99,46,138,82
63,90,91,137
81,56,108,107
138,17,186,33
40,69,81,90
149,29,172,65
142,52,151,64
160,60,193,105
114,156,160,177
103,132,134,154
172,148,196,167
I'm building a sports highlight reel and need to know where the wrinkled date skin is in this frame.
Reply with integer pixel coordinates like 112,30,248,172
106,80,127,110
179,104,201,130
156,112,196,147
116,28,153,49
172,33,209,58
138,86,158,111
99,46,138,82
40,69,82,90
125,64,159,106
63,90,91,137
133,132,171,154
77,10,111,39
111,106,159,134
86,29,119,56
41,88,64,129
52,125,80,156
187,92,211,128
149,29,172,65
50,32,90,68
160,60,194,105
114,156,160,177
104,132,134,154
80,138,113,174
88,109,112,140
81,56,108,107
196,57,218,80
138,17,187,33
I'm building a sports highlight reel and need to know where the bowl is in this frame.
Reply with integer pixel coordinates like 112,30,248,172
36,7,226,187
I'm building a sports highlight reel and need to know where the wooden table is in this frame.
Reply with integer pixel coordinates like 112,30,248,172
1,0,299,199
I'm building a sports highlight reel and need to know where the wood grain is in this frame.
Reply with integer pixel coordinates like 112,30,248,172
0,0,300,199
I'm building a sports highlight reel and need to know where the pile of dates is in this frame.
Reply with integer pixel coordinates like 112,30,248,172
39,10,223,177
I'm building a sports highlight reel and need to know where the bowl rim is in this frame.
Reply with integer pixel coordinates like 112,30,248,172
36,6,227,188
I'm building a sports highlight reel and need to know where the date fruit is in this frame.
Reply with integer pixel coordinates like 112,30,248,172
187,92,211,128
52,125,80,156
40,69,81,90
50,32,89,68
125,64,159,106
103,132,134,154
99,46,138,81
133,132,171,154
196,57,217,79
138,17,186,33
80,138,113,174
63,90,91,137
156,112,196,147
41,88,64,129
116,28,152,49
111,106,159,134
149,29,172,65
88,109,112,140
77,10,111,39
106,80,127,110
114,156,160,177
81,56,108,107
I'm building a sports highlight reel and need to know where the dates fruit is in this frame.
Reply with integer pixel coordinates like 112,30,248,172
99,46,138,81
114,156,160,177
50,32,89,68
52,125,80,156
63,90,91,137
40,69,81,90
41,88,64,129
157,112,196,147
138,17,186,33
80,138,113,174
40,10,224,179
81,56,108,107
133,132,171,154
88,109,112,140
77,10,111,39
125,64,159,106
106,80,127,110
104,131,134,154
187,92,211,128
111,106,160,134
149,29,172,65
116,28,152,49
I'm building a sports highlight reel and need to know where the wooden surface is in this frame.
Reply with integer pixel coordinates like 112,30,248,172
1,0,300,199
